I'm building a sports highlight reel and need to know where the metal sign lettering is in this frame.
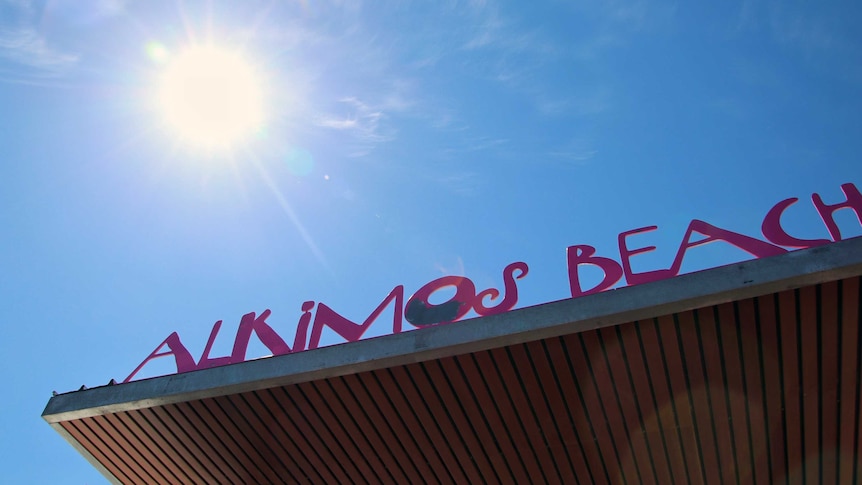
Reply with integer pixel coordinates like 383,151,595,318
124,182,861,382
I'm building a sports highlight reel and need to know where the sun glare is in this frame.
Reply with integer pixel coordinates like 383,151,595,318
158,46,265,151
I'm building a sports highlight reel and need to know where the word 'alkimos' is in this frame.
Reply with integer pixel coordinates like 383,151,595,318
125,182,861,382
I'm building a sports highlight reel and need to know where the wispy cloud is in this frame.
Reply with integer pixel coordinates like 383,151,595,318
434,171,484,197
317,116,359,130
766,3,848,55
602,0,677,32
434,256,466,277
728,2,862,88
0,0,130,84
452,0,629,119
315,97,394,156
548,137,599,166
0,27,78,72
462,4,505,51
461,3,557,59
57,0,126,22
439,136,508,158
734,1,854,55
0,1,80,84
548,149,598,164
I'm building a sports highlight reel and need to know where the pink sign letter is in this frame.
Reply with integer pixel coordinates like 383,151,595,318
123,332,196,383
812,183,862,241
567,244,623,298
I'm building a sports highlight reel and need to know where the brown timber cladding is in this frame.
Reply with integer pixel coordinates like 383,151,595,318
59,276,862,484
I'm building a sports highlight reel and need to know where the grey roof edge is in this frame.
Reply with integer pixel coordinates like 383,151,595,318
43,237,862,423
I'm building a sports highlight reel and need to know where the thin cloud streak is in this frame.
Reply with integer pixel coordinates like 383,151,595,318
314,96,395,156
0,27,78,78
0,0,81,84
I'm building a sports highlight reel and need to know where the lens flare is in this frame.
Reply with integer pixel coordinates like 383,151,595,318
145,42,169,63
284,147,314,176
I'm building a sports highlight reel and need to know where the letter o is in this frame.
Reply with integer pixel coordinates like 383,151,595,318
405,276,476,326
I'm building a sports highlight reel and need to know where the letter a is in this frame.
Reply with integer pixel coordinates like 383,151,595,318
669,219,787,274
123,332,197,383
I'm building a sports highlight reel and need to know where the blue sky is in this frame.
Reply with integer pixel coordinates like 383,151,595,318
2,1,861,482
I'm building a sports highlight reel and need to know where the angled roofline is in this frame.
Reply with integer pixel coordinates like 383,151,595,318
43,237,862,423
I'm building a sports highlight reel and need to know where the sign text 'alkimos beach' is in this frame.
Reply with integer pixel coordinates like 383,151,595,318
124,182,862,383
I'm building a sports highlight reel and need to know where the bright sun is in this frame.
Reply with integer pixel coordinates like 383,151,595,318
158,46,265,151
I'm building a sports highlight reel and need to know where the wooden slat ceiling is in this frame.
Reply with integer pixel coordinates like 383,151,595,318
55,275,862,484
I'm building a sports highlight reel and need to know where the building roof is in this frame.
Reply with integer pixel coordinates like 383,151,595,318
43,237,862,484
